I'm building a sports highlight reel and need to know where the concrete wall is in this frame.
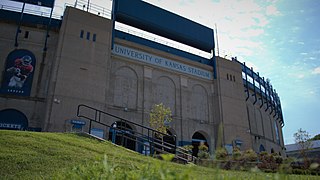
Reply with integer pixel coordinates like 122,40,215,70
107,38,217,152
44,7,112,132
215,57,252,150
246,87,285,155
0,18,59,130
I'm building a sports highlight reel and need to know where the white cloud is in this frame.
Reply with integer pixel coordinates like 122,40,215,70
297,74,305,79
141,0,282,59
289,39,295,43
312,67,320,75
291,26,301,33
266,5,281,16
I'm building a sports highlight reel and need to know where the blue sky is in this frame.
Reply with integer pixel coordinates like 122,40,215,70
2,0,319,144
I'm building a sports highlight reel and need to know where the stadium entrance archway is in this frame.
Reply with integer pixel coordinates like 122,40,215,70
0,109,28,130
192,131,209,157
259,144,266,152
108,121,136,151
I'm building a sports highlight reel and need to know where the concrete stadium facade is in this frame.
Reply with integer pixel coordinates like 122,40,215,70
0,4,285,155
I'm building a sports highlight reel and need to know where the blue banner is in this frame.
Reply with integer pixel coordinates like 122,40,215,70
1,49,36,96
12,0,55,8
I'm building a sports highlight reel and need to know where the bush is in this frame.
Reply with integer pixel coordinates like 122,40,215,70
198,144,210,159
198,144,209,152
257,151,278,172
242,149,257,162
274,155,283,164
198,151,210,159
232,147,241,161
279,157,294,174
215,147,228,160
182,145,193,153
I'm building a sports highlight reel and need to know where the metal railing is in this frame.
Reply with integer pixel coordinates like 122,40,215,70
0,3,62,19
77,104,194,163
73,0,111,18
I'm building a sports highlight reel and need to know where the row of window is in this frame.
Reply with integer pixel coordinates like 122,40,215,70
80,30,96,42
227,73,235,82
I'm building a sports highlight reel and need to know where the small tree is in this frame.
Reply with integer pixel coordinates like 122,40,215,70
293,128,312,168
149,103,172,151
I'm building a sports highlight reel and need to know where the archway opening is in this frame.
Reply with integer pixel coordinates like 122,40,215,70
259,144,266,152
0,109,28,130
271,148,275,154
108,121,136,151
192,132,209,157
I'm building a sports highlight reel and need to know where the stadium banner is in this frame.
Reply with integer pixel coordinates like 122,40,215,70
0,49,36,96
112,44,213,80
12,0,55,8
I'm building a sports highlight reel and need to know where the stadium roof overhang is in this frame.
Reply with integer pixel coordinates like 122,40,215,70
112,0,216,73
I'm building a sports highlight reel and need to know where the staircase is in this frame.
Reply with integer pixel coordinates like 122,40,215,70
76,104,194,163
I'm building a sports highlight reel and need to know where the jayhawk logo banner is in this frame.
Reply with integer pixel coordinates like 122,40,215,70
1,49,36,96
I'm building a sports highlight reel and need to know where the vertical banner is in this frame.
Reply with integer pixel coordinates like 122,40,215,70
1,49,36,96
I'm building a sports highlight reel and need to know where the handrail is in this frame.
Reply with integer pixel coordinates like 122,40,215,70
76,104,193,163
77,104,171,138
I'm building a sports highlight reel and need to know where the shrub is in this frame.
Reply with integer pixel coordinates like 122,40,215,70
198,151,210,159
273,155,283,164
198,144,209,152
182,145,193,154
242,149,257,162
232,147,241,161
198,144,210,159
279,157,294,174
257,151,278,172
215,147,228,160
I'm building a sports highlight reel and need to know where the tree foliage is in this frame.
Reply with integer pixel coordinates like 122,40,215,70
293,128,312,165
149,103,172,138
310,134,320,141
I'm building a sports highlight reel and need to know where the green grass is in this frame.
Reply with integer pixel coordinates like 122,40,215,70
0,130,318,179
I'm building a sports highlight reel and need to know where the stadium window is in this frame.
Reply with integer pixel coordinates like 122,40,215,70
93,33,96,42
86,32,90,40
227,74,229,80
80,30,84,38
24,31,29,39
233,75,235,82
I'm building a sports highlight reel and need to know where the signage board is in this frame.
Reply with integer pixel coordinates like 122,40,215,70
71,120,86,125
112,44,213,80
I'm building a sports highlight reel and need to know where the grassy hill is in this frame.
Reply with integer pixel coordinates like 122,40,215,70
0,130,317,179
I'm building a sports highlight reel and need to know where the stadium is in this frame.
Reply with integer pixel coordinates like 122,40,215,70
0,0,285,156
